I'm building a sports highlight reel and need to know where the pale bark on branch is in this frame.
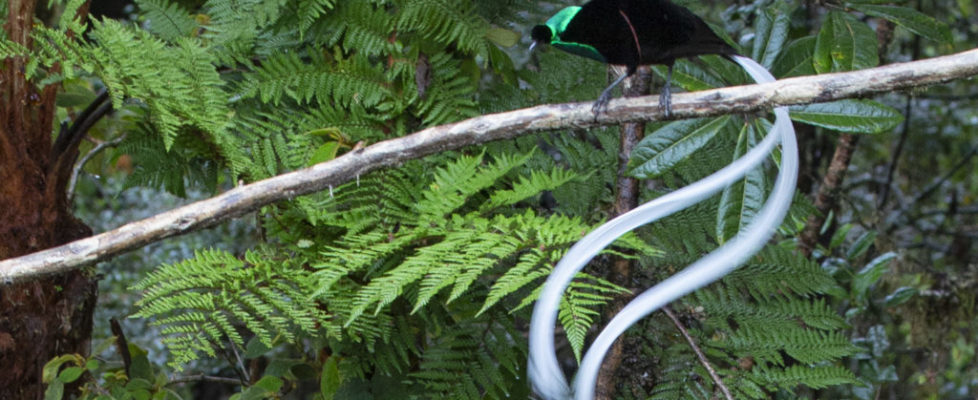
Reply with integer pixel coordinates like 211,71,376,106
1,48,977,284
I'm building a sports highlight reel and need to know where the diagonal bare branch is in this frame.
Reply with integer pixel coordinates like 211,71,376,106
1,48,977,284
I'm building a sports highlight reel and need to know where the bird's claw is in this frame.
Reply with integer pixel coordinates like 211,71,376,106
658,88,672,119
591,96,610,115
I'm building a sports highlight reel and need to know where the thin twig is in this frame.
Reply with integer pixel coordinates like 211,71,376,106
228,339,250,384
910,146,978,205
878,96,913,209
881,146,978,236
67,133,127,202
879,32,922,209
662,306,733,400
167,374,243,386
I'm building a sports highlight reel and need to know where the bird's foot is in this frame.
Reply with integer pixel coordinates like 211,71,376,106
659,88,672,118
592,73,629,117
592,90,613,116
591,97,610,115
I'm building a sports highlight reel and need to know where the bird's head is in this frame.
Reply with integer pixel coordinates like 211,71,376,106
529,25,553,52
530,6,582,52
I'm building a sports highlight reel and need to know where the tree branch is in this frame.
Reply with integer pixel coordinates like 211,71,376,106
1,49,977,284
798,133,859,257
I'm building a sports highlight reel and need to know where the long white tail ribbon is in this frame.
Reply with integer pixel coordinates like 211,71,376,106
528,55,799,400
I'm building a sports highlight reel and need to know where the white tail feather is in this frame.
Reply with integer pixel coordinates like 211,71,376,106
528,55,799,400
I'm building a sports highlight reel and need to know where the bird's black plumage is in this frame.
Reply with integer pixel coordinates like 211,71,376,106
532,0,737,114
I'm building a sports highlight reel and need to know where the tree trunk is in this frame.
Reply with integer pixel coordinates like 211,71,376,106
0,0,98,398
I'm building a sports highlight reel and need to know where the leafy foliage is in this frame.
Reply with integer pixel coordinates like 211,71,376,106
618,126,862,397
130,248,323,369
13,0,966,398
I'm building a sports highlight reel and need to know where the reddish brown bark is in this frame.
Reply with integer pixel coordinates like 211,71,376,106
1,1,98,398
798,133,858,257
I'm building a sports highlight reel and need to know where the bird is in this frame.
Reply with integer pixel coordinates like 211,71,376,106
530,0,737,116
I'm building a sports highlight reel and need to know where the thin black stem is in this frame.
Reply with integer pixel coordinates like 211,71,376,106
109,318,132,378
53,90,111,158
67,132,127,202
662,306,733,400
911,146,978,205
878,2,923,208
884,146,978,235
879,96,912,209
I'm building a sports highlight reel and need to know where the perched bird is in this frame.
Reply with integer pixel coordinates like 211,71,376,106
530,0,737,116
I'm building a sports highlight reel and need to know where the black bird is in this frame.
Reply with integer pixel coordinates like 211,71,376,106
531,0,737,116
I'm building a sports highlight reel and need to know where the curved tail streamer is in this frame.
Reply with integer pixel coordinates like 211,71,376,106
528,55,799,400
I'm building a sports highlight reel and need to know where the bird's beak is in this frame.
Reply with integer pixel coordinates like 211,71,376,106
529,40,540,53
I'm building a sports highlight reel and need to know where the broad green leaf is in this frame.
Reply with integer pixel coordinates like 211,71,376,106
852,252,896,298
254,375,283,392
291,363,317,380
829,223,854,250
128,343,153,380
848,230,879,259
656,55,749,90
716,122,766,243
308,141,340,166
960,0,974,17
701,54,751,84
814,11,879,73
773,36,817,78
753,5,794,68
884,286,917,307
58,366,85,383
244,337,272,359
656,61,725,92
790,100,903,133
320,357,341,399
42,355,80,383
629,116,731,179
848,3,952,43
44,380,64,400
485,26,520,47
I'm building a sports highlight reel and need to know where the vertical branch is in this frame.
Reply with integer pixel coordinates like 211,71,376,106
878,1,922,208
595,65,651,400
798,133,859,257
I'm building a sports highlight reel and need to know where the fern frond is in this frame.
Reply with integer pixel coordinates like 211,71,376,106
131,248,325,369
135,0,198,41
396,0,489,56
751,365,860,391
239,49,391,108
295,0,336,33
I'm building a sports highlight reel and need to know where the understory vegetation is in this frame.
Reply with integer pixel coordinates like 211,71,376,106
4,0,975,398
